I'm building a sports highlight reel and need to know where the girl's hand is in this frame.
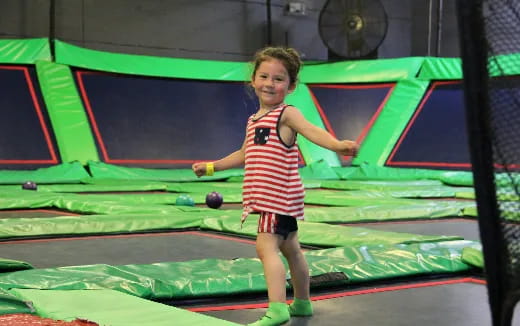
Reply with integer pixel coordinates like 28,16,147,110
192,162,206,177
336,140,359,156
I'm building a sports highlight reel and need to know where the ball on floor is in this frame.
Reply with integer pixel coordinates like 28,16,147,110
175,194,194,206
205,191,223,209
22,181,37,191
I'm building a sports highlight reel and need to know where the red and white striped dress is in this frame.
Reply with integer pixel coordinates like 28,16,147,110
241,104,305,223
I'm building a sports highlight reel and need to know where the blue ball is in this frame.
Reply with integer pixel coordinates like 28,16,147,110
176,194,194,206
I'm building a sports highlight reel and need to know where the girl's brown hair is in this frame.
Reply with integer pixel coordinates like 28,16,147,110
251,46,302,87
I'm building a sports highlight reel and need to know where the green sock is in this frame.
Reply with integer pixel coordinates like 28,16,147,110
247,302,290,326
289,298,313,317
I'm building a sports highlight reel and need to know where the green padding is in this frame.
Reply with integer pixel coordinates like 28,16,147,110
0,241,477,300
488,53,520,76
287,85,341,167
418,54,520,80
300,57,424,83
464,206,478,217
299,159,342,179
0,258,33,273
0,213,202,240
352,80,430,165
37,182,169,193
320,179,444,190
202,215,462,247
0,162,90,184
418,57,462,80
439,171,474,186
55,40,249,81
304,240,478,283
335,163,445,181
308,186,476,201
35,61,99,164
304,201,476,223
0,288,33,316
166,181,242,194
10,289,240,326
304,189,418,206
0,38,51,64
88,161,243,181
461,246,484,269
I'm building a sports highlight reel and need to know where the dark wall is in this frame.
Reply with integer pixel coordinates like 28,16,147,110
0,0,459,61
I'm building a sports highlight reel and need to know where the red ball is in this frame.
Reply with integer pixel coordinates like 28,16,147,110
205,191,223,209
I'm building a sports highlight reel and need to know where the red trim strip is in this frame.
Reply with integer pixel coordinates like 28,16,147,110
0,230,256,246
23,67,58,163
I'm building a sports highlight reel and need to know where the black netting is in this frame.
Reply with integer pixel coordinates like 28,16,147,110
484,0,520,291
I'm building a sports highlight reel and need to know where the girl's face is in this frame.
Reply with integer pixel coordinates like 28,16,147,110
251,58,295,109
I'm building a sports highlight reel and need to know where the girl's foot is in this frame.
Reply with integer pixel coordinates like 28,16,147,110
247,302,290,326
289,298,313,317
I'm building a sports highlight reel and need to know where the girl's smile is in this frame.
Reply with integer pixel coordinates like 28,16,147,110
251,58,295,110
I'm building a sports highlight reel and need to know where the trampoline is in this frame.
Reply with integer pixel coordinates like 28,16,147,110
0,38,516,325
0,175,489,325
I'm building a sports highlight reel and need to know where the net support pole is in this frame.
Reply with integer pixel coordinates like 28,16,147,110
456,1,510,325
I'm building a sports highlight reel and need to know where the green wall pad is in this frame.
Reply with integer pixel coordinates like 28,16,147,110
88,161,243,181
0,38,51,64
0,162,90,184
0,240,478,301
35,61,99,164
9,289,240,326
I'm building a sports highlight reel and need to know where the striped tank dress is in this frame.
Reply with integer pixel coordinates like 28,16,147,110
241,104,305,223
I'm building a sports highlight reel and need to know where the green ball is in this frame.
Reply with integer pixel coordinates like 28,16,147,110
175,194,195,206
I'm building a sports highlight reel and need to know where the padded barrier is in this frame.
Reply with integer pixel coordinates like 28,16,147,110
0,240,479,301
0,38,51,64
88,161,243,181
35,61,99,164
9,289,240,326
0,162,89,185
303,201,475,223
0,259,33,273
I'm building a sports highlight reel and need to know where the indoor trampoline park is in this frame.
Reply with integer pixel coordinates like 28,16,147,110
0,1,519,326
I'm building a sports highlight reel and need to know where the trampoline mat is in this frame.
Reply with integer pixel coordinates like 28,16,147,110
0,231,257,268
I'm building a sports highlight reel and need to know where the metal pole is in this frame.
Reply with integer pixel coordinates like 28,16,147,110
436,0,444,56
266,0,272,45
49,0,56,59
427,0,433,56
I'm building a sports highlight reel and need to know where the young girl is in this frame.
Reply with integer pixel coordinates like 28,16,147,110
193,46,359,326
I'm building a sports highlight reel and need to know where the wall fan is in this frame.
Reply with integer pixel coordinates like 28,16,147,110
318,0,389,59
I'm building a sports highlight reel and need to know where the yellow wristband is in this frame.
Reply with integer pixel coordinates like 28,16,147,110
206,162,214,176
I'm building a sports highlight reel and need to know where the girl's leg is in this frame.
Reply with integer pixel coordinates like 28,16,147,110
256,232,286,302
280,231,313,316
248,232,290,325
280,231,309,300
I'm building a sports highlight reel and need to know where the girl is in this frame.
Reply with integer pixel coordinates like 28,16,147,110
193,46,358,326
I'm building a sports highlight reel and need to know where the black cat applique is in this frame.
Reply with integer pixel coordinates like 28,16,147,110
254,127,270,145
